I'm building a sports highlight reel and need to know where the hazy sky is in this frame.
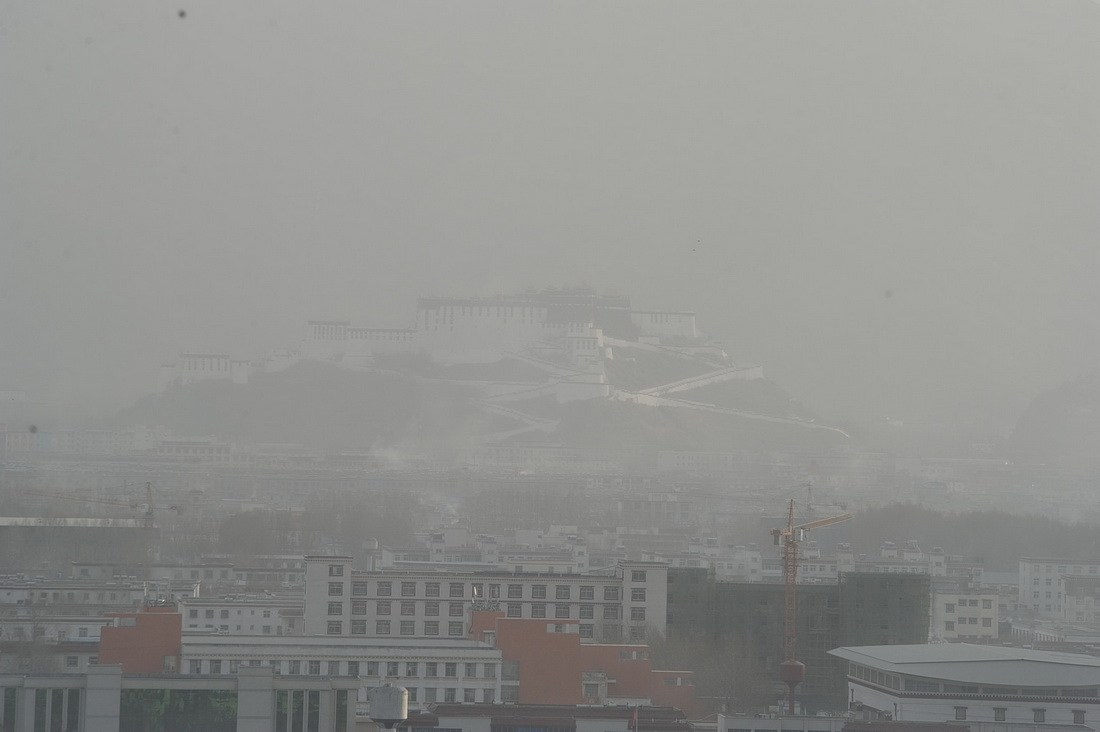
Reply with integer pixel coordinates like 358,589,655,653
2,1,1097,429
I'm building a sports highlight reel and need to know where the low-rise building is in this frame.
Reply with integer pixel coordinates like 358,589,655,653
830,643,1100,727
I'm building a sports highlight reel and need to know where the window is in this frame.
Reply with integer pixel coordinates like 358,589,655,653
982,618,992,627
424,621,439,635
945,603,955,613
1034,710,1046,723
464,688,476,703
377,601,391,615
376,620,390,634
289,660,301,674
532,585,547,599
426,582,440,597
604,605,620,619
483,689,495,703
352,600,367,615
329,564,344,577
400,621,415,635
426,662,438,677
377,581,392,596
444,688,456,703
189,660,201,674
406,662,418,677
945,621,955,631
189,609,198,619
328,661,340,675
66,656,78,668
220,609,229,619
387,661,400,677
401,581,417,596
445,662,457,677
425,601,439,616
448,621,463,636
367,661,379,676
484,663,497,678
631,588,646,602
507,603,521,617
351,620,367,635
556,604,570,619
449,583,464,598
632,570,647,582
604,587,619,601
352,581,369,596
328,601,343,615
994,709,1006,722
327,621,342,634
580,624,594,638
348,661,359,676
401,601,416,616
1074,710,1085,725
309,661,321,675
982,599,993,609
580,604,594,619
954,707,967,721
556,585,571,600
465,663,477,677
408,687,418,703
508,584,523,598
580,585,594,600
631,607,646,621
532,604,546,618
424,687,437,703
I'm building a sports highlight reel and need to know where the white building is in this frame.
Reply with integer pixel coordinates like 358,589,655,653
1019,558,1100,618
179,596,303,636
179,635,502,707
830,643,1100,728
929,588,999,641
303,556,667,644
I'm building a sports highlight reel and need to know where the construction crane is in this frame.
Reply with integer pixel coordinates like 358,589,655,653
771,499,852,715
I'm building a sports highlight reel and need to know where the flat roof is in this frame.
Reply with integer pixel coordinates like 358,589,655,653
828,644,1100,687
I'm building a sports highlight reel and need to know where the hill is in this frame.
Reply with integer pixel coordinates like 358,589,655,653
1010,372,1100,467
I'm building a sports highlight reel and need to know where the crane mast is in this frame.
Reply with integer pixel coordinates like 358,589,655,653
771,499,852,715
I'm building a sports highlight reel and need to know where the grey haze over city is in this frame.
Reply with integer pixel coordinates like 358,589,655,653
3,0,1098,434
5,2,1100,729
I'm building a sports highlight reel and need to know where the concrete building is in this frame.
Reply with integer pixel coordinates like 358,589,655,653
304,556,667,644
1018,558,1100,618
929,586,999,642
830,643,1100,728
665,569,931,712
179,634,502,707
179,595,304,636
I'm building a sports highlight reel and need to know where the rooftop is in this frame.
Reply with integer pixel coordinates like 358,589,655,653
829,644,1100,687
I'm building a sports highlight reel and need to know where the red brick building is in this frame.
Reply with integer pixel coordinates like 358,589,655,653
469,611,695,715
98,606,182,673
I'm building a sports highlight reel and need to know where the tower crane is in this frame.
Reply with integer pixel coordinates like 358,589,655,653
771,499,852,715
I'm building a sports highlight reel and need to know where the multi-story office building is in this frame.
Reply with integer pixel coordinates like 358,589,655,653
179,635,503,707
304,556,667,643
1019,558,1100,617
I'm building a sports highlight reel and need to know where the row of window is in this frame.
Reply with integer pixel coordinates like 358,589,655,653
327,620,466,636
330,580,639,602
187,658,497,682
944,618,993,630
945,599,993,611
954,707,1085,725
189,608,273,619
